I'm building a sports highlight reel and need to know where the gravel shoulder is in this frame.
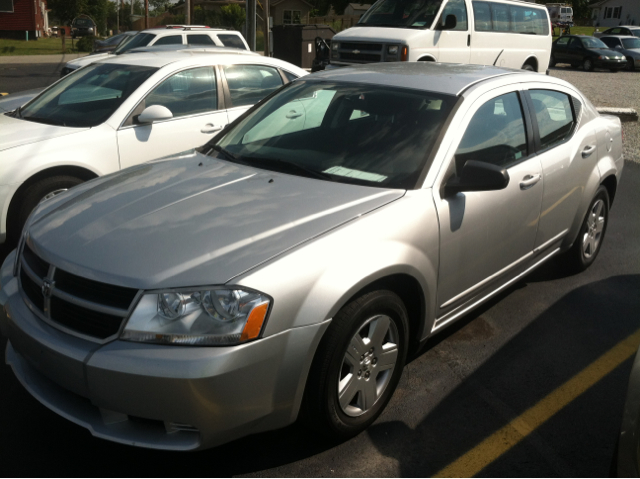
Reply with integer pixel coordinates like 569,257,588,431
549,67,640,164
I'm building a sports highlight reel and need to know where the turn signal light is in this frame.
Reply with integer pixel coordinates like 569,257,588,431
240,302,269,341
401,46,408,61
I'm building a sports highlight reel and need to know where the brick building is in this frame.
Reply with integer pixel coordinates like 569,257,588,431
0,0,49,40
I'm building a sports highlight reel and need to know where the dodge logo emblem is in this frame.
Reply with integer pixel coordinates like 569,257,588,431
42,279,54,298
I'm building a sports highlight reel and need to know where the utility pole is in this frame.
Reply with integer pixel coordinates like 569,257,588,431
186,0,190,25
116,0,119,33
145,0,148,28
263,0,270,56
246,0,256,50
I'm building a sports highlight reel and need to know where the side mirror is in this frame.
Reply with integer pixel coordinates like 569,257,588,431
441,14,457,31
137,105,173,124
615,44,622,50
445,160,509,196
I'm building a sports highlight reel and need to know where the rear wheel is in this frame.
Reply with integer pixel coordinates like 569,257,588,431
522,63,536,72
7,175,84,245
549,54,557,68
562,186,610,273
301,290,409,439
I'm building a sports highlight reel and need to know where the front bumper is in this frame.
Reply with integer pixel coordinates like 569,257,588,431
594,58,627,70
0,250,329,450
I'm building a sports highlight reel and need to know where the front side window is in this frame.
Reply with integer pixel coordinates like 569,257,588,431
144,67,217,119
214,81,455,189
556,36,570,46
580,37,608,49
455,92,527,171
529,90,575,151
223,64,283,107
357,0,444,29
17,63,157,127
439,0,468,30
153,35,183,45
218,34,247,49
283,10,302,24
187,34,215,45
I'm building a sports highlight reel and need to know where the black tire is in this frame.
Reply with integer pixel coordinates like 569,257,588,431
7,175,84,245
549,54,556,68
610,68,619,73
626,57,635,71
301,290,409,439
522,63,536,72
563,186,610,273
583,57,594,72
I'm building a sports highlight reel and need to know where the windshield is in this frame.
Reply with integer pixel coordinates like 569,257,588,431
357,0,444,28
581,37,608,49
17,63,157,127
114,33,155,54
213,81,455,189
623,37,640,49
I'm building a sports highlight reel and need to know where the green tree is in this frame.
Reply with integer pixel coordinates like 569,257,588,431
48,0,88,25
149,0,172,16
220,4,245,31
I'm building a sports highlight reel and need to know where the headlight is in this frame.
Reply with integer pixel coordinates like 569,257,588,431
388,45,399,55
121,287,271,346
332,42,339,51
599,55,609,60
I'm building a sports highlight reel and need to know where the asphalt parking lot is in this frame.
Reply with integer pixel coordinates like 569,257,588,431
0,64,638,477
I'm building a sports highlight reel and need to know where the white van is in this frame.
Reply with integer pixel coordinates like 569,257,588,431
329,0,552,72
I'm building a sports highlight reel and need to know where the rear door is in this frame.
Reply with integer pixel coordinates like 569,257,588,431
117,65,228,168
221,64,285,122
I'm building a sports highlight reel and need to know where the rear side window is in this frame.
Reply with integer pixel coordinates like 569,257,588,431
556,36,569,46
144,67,217,118
472,2,491,31
601,37,620,49
472,1,549,35
455,92,528,170
223,64,283,107
187,34,215,45
153,35,182,45
529,90,575,151
218,34,247,49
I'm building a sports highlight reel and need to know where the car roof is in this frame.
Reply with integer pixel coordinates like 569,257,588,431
600,35,638,39
139,26,237,36
307,62,525,96
93,49,305,73
606,25,640,29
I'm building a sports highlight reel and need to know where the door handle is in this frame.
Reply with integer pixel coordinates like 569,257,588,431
467,34,470,46
201,124,223,134
520,174,541,190
582,145,596,158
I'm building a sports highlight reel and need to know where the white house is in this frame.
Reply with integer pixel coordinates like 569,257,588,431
590,0,639,27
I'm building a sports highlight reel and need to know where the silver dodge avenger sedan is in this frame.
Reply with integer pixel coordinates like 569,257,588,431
0,63,623,450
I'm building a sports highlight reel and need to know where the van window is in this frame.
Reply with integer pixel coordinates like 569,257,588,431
357,0,445,29
439,0,468,30
472,1,549,35
472,1,492,31
491,3,509,31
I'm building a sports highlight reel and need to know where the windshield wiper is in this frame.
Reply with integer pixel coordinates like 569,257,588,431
241,156,335,181
12,105,22,118
212,144,243,163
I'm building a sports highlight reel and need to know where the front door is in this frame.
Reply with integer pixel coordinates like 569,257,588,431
435,0,471,63
117,66,228,169
434,89,543,314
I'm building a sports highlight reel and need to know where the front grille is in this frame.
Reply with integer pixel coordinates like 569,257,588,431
18,245,139,341
340,52,382,62
340,42,383,51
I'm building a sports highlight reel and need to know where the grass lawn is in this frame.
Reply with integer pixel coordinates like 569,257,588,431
0,37,79,56
552,25,597,40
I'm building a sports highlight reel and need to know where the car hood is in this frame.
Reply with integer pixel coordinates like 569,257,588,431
28,151,405,289
588,47,623,56
66,53,110,68
0,88,43,113
334,26,425,44
0,114,89,152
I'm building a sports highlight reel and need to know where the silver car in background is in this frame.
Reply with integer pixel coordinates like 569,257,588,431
0,63,624,450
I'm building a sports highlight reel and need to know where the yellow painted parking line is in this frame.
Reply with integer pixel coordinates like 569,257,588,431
434,328,640,478
0,93,8,96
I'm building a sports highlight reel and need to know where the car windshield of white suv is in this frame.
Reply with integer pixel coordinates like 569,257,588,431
213,81,455,189
114,33,155,54
622,37,640,49
15,63,157,127
357,0,444,28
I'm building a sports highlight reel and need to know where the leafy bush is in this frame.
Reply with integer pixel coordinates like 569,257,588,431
76,35,95,52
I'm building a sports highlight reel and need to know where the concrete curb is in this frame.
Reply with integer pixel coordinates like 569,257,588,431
597,107,639,122
0,53,90,64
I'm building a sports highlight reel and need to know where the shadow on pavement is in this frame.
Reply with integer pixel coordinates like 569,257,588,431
367,274,640,477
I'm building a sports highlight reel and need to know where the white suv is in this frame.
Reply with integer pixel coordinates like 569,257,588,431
61,26,249,76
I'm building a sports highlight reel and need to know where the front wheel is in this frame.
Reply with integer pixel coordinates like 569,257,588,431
521,63,536,72
626,57,635,71
301,290,409,439
549,54,557,68
610,68,619,73
583,58,594,72
7,175,84,245
562,186,610,273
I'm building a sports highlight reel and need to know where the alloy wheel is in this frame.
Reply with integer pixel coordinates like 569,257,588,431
338,314,399,417
582,199,606,258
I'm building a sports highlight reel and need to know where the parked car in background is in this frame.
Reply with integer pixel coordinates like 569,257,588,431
71,16,96,39
61,26,249,76
0,49,306,245
599,35,640,71
93,31,138,54
594,26,640,39
0,63,623,451
550,35,627,71
329,0,552,72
